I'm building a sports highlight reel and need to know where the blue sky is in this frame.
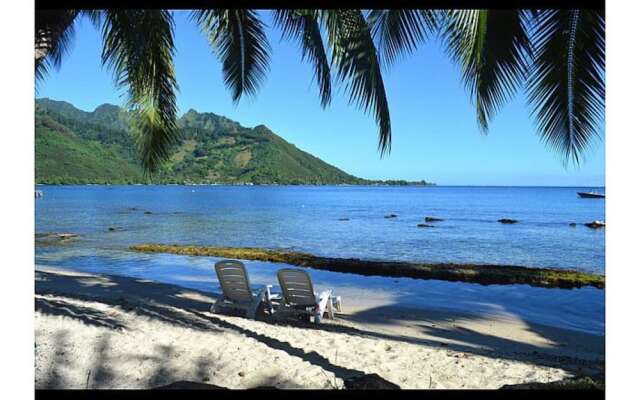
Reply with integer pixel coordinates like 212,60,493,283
37,11,605,186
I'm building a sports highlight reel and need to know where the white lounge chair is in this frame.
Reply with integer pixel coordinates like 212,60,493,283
273,268,342,324
210,260,274,319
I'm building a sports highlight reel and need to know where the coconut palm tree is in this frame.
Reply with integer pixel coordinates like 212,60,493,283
427,10,603,165
35,9,604,172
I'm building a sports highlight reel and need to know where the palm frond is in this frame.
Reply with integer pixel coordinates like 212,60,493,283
527,9,605,165
321,10,392,154
193,10,270,103
442,9,531,132
100,10,180,173
367,9,437,68
273,9,332,107
82,10,103,29
35,10,79,82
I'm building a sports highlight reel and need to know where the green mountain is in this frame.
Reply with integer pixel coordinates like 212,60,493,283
35,98,366,185
35,101,143,184
35,98,432,185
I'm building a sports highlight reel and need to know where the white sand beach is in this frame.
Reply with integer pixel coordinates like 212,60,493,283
35,266,604,389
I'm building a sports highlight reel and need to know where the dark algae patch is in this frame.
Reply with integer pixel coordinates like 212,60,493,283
129,244,604,290
501,375,604,390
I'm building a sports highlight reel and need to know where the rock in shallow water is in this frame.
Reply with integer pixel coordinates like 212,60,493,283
35,232,78,241
384,214,398,219
498,218,518,224
424,216,444,222
585,220,605,229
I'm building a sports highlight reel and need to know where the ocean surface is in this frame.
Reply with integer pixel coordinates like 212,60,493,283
35,185,605,335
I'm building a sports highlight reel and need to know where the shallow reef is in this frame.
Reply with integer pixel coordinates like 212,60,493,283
130,244,605,290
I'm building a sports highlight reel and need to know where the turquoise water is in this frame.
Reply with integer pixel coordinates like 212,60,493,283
35,185,605,335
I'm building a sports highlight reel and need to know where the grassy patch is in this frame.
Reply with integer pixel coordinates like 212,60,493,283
129,244,604,290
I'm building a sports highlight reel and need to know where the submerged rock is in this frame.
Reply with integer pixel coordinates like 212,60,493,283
569,222,577,227
424,216,444,222
417,224,434,228
144,211,153,215
35,232,78,241
585,220,605,229
338,218,350,221
498,218,518,224
384,214,398,219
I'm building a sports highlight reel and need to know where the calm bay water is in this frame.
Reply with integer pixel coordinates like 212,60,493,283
35,185,605,335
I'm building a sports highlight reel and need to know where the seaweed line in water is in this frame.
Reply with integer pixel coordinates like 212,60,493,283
129,244,604,290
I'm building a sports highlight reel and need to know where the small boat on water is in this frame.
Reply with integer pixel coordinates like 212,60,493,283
577,191,605,199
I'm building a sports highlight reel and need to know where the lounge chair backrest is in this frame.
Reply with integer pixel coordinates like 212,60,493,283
215,260,253,302
277,268,316,307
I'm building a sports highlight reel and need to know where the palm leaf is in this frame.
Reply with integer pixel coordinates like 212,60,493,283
35,10,80,82
321,10,392,154
193,10,270,103
442,9,531,132
527,9,605,164
100,10,180,173
367,9,437,68
83,9,104,29
273,9,332,107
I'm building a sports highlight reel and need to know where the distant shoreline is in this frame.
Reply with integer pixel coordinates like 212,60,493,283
35,181,436,187
35,183,608,188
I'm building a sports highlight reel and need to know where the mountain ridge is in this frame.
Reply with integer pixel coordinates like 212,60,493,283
35,98,433,186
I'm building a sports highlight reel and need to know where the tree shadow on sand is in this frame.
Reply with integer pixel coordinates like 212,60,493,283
39,330,71,389
332,305,604,375
35,268,603,382
36,269,222,333
35,297,126,330
191,310,365,380
35,269,363,386
38,328,325,389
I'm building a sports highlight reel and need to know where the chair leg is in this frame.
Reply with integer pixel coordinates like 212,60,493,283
210,299,221,314
265,286,275,315
332,296,342,313
327,298,334,320
247,287,268,319
314,290,332,324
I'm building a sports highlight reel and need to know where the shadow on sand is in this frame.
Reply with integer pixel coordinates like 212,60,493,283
35,267,604,389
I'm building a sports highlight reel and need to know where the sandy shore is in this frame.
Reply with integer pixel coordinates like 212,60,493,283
35,266,604,389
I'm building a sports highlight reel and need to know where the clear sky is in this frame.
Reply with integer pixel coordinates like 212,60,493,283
37,11,605,186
